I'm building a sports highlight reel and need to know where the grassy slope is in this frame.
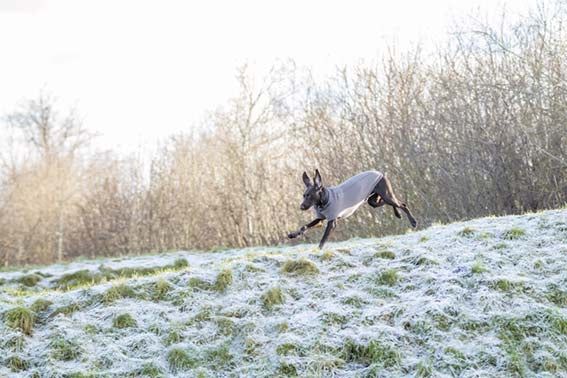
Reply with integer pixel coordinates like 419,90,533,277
1,209,567,377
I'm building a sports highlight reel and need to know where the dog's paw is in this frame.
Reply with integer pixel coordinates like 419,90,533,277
411,219,418,228
288,232,297,239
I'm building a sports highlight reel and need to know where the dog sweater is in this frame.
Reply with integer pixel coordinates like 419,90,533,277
315,170,383,221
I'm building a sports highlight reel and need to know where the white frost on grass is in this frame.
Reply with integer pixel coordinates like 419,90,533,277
1,209,567,377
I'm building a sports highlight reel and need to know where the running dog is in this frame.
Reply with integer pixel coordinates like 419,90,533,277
288,169,417,249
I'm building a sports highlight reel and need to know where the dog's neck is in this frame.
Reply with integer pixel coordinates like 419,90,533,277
318,187,329,208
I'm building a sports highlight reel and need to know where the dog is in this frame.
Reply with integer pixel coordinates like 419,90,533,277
288,169,417,249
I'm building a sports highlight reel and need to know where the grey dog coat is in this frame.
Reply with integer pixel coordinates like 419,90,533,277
315,170,384,221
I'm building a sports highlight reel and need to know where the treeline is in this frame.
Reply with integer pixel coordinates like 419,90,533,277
1,3,566,265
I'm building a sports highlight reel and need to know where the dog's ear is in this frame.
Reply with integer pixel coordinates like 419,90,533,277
314,169,322,188
302,171,312,187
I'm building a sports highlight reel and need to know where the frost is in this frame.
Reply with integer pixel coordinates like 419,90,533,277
1,209,567,376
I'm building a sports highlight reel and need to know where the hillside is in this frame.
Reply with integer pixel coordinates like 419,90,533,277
1,209,567,377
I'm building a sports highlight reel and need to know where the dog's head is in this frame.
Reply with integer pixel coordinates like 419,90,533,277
300,169,323,211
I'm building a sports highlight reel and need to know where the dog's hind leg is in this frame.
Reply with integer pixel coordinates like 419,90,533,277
392,205,402,219
367,193,386,208
374,177,417,228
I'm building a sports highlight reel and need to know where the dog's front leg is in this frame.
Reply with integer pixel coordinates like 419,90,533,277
288,218,323,239
318,219,336,249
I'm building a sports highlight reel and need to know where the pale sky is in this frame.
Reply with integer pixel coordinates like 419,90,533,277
0,0,535,152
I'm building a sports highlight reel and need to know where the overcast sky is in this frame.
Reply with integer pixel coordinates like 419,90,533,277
0,0,535,152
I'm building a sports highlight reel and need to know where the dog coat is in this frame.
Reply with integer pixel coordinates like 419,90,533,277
315,170,383,221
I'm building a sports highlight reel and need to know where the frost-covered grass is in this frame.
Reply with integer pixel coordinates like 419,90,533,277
1,208,567,376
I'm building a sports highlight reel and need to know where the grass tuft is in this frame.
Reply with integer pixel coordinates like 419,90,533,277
341,338,400,367
205,343,233,367
376,250,396,259
215,317,236,336
277,321,289,333
493,242,508,250
471,257,487,274
214,269,233,292
130,363,163,377
113,313,137,329
84,324,98,335
377,269,399,286
261,286,285,310
4,306,35,335
50,337,81,361
16,274,42,287
103,283,136,304
164,330,183,346
167,347,197,372
279,361,298,376
5,334,26,352
188,277,212,290
173,258,189,269
343,296,367,308
54,269,102,290
51,302,81,317
491,279,525,292
276,343,303,356
458,227,475,237
419,235,429,242
6,354,29,372
30,298,53,313
319,251,335,261
153,279,172,301
547,284,567,307
282,258,319,275
503,227,525,240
